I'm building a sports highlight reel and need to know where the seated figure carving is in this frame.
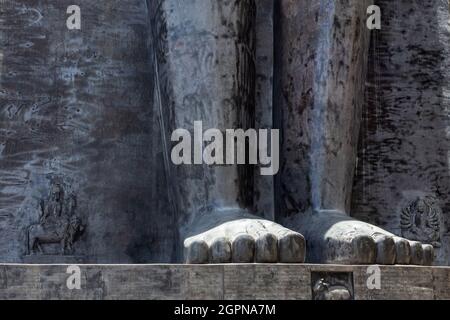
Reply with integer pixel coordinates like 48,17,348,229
28,183,84,255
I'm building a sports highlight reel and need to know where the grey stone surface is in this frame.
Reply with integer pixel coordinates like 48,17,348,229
150,0,257,223
0,0,176,263
0,264,449,300
353,266,435,300
254,0,275,220
223,264,310,300
352,0,450,265
0,0,448,267
0,0,304,265
272,0,434,265
150,0,306,264
431,267,450,299
274,0,370,220
0,264,224,300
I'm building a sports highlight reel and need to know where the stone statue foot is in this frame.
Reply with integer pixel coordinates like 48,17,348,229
183,210,306,264
288,211,434,265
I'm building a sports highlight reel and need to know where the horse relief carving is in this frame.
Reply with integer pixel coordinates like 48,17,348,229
401,196,442,247
312,279,352,300
27,183,85,255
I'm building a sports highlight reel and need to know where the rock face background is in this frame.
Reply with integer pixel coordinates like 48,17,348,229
0,0,177,263
352,0,450,264
0,0,275,264
254,0,275,220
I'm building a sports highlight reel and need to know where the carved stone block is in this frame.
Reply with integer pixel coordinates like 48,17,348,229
401,195,442,247
311,272,354,300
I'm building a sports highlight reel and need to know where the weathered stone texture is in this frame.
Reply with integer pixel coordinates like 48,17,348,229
1,264,449,300
0,1,176,263
274,0,370,217
223,264,310,300
254,0,275,220
352,0,450,265
353,266,435,300
0,264,224,300
1,0,450,268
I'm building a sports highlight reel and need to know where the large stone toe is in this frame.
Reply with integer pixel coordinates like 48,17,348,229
393,237,411,265
374,235,396,265
278,232,306,263
352,235,377,264
185,239,209,264
209,237,232,263
255,233,278,263
422,244,434,266
232,234,255,263
409,241,424,265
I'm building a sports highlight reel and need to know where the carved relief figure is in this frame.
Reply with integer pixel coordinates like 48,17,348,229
401,196,442,247
312,279,352,301
27,183,85,255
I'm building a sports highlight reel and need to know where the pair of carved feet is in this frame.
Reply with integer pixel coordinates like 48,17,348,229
184,210,434,265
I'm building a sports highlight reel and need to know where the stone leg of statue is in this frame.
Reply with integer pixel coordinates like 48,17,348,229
274,0,433,265
149,0,305,264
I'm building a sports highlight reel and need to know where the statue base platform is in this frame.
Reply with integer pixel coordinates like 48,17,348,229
22,255,86,264
0,264,448,300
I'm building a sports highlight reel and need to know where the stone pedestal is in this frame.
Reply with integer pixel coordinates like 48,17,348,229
22,255,86,264
0,264,448,300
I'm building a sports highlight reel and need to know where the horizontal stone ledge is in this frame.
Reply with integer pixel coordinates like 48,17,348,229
0,264,448,300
